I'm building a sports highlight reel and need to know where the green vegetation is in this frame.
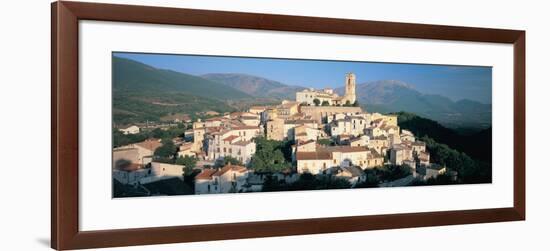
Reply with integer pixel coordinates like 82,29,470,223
411,174,458,186
395,112,491,184
112,56,251,124
143,177,193,196
395,111,491,163
113,91,235,125
113,128,149,148
113,57,251,100
364,165,412,183
113,126,186,148
214,156,244,167
249,137,293,172
112,179,149,197
154,138,177,159
262,173,351,192
317,138,333,146
176,156,198,175
313,98,320,106
321,100,330,106
421,136,491,184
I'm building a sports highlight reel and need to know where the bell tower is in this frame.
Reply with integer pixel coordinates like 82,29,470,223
344,73,356,104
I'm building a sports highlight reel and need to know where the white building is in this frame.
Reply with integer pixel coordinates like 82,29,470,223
151,162,185,177
415,164,447,180
194,165,249,194
204,123,261,164
177,142,196,158
296,146,370,174
119,125,140,135
113,166,150,185
329,114,369,137
332,166,367,187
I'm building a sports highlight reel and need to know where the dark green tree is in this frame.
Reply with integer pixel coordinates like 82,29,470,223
154,138,176,159
175,155,197,175
214,156,243,167
313,98,321,106
249,137,290,172
317,138,332,146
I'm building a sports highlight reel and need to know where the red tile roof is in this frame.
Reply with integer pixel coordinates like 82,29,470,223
223,135,239,142
232,140,254,146
135,139,162,151
195,168,217,180
232,126,260,130
296,151,332,160
321,145,369,153
213,164,248,176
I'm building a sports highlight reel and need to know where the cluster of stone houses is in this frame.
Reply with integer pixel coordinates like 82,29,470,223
191,112,263,165
113,72,453,195
112,138,187,185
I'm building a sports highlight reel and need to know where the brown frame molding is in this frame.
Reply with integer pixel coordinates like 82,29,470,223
51,1,525,250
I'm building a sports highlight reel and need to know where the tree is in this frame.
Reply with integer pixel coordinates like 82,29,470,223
112,128,148,147
352,101,359,107
421,135,479,182
249,137,291,172
344,100,351,106
151,128,165,139
154,138,176,159
317,138,332,146
313,98,320,106
214,156,243,167
321,100,329,106
175,155,197,175
290,174,351,190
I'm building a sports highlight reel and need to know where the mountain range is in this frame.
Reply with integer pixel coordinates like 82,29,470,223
112,57,249,124
113,57,251,100
201,73,304,99
335,80,491,128
113,57,491,129
204,73,491,129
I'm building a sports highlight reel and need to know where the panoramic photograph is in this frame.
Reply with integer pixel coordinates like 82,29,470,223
112,52,492,198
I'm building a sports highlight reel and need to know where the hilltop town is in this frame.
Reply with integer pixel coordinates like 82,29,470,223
113,73,457,196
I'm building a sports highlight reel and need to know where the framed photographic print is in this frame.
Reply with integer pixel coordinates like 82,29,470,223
51,1,525,250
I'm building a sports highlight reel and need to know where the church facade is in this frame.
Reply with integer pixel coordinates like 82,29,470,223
296,73,357,106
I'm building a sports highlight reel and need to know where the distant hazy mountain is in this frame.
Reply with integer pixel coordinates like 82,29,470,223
113,57,251,100
202,73,305,99
336,80,492,129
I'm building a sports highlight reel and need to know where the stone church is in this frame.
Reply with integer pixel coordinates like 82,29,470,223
296,73,357,106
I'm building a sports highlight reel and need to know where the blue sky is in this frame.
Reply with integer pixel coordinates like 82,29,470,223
114,52,492,104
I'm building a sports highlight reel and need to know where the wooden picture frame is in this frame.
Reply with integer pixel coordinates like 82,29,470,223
51,1,525,250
